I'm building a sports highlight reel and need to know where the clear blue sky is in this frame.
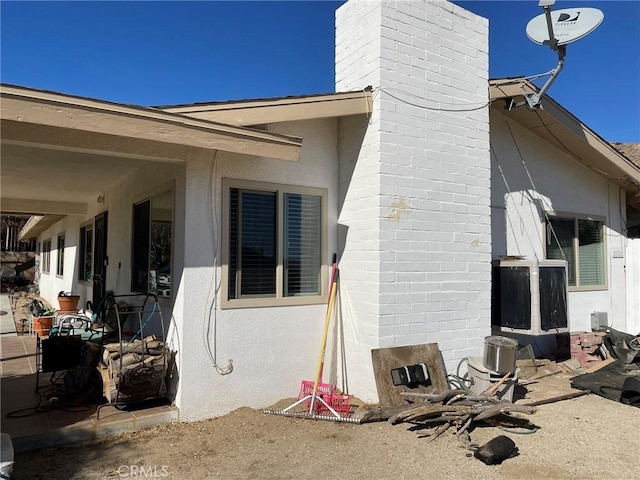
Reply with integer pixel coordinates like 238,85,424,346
1,1,638,141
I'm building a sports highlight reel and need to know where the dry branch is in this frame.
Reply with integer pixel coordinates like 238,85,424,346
360,388,537,440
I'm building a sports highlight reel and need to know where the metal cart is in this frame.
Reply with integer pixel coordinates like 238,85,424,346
97,294,169,417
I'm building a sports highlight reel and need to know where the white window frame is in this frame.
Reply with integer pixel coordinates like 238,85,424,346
544,212,607,292
42,238,51,274
221,178,328,309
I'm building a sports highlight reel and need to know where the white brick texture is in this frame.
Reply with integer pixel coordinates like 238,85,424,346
337,0,491,399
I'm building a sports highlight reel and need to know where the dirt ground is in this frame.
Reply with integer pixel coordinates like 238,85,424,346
13,374,640,480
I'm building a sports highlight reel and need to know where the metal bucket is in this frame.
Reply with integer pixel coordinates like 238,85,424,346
483,336,518,373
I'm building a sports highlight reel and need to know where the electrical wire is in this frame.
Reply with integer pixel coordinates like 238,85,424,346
504,120,566,262
6,372,94,418
202,150,233,375
490,143,526,255
376,87,491,112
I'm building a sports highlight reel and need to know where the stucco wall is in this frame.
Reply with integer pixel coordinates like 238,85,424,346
490,108,629,333
176,118,342,421
336,0,492,398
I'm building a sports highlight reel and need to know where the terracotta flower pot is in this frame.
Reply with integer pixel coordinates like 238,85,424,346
33,316,55,336
57,295,80,312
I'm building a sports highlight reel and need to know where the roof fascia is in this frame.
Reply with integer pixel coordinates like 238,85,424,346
2,198,87,216
18,215,66,240
490,79,640,188
159,91,373,126
0,85,302,161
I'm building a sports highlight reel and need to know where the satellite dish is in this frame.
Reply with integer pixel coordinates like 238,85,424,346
509,1,605,110
526,8,604,46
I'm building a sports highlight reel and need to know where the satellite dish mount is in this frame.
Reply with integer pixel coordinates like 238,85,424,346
525,1,565,109
516,0,604,110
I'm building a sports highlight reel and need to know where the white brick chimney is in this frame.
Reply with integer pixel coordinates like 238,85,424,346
336,0,491,401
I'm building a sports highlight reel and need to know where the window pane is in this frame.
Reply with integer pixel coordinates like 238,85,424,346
132,200,151,292
578,219,604,286
150,190,173,297
546,218,575,286
57,234,65,275
43,239,50,273
79,226,93,282
284,193,321,297
85,227,93,281
229,189,277,298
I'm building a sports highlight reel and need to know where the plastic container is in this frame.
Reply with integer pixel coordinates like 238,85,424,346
298,380,335,400
297,381,351,414
467,356,518,402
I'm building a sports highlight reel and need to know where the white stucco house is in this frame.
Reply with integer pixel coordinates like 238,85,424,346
2,0,639,422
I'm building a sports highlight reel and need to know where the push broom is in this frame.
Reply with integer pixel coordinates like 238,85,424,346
262,257,359,423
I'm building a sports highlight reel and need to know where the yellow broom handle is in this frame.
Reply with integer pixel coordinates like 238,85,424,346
312,280,338,392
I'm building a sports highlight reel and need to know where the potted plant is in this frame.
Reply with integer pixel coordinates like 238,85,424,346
33,307,57,336
57,291,81,312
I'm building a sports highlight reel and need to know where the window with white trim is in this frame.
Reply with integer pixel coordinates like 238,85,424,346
42,238,51,274
545,215,606,289
223,179,327,307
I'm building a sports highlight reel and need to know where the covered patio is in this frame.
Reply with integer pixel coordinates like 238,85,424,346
0,293,179,453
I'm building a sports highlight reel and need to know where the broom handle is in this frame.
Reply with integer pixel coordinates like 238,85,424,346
313,279,338,384
309,262,338,414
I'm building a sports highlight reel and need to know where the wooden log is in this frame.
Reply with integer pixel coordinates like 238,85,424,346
359,405,413,423
472,404,536,422
483,371,512,396
400,389,466,403
389,404,472,424
524,390,589,406
426,422,450,443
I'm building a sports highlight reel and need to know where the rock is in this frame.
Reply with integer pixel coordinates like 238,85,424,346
474,435,518,465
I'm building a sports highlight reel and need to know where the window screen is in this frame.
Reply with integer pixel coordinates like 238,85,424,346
229,189,277,299
227,183,324,304
284,193,321,297
546,216,605,288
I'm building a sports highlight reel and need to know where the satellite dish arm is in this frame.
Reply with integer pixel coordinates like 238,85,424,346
542,4,558,51
524,2,565,109
525,45,565,109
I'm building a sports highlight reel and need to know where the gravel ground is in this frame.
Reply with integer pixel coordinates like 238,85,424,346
13,378,640,480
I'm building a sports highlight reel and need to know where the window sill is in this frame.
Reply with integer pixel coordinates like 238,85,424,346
568,285,608,293
221,295,327,309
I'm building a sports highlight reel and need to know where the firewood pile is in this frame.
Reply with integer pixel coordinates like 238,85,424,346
359,389,537,446
100,335,169,403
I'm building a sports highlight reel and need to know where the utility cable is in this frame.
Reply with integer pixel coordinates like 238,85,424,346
490,143,526,256
203,150,233,375
505,120,565,262
376,87,491,112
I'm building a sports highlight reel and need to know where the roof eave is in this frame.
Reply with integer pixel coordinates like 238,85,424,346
489,78,640,193
0,84,302,161
158,90,374,127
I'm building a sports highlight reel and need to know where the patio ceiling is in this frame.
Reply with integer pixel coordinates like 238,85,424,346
0,84,304,222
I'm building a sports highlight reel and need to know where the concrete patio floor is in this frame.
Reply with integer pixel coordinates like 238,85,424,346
1,294,179,453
